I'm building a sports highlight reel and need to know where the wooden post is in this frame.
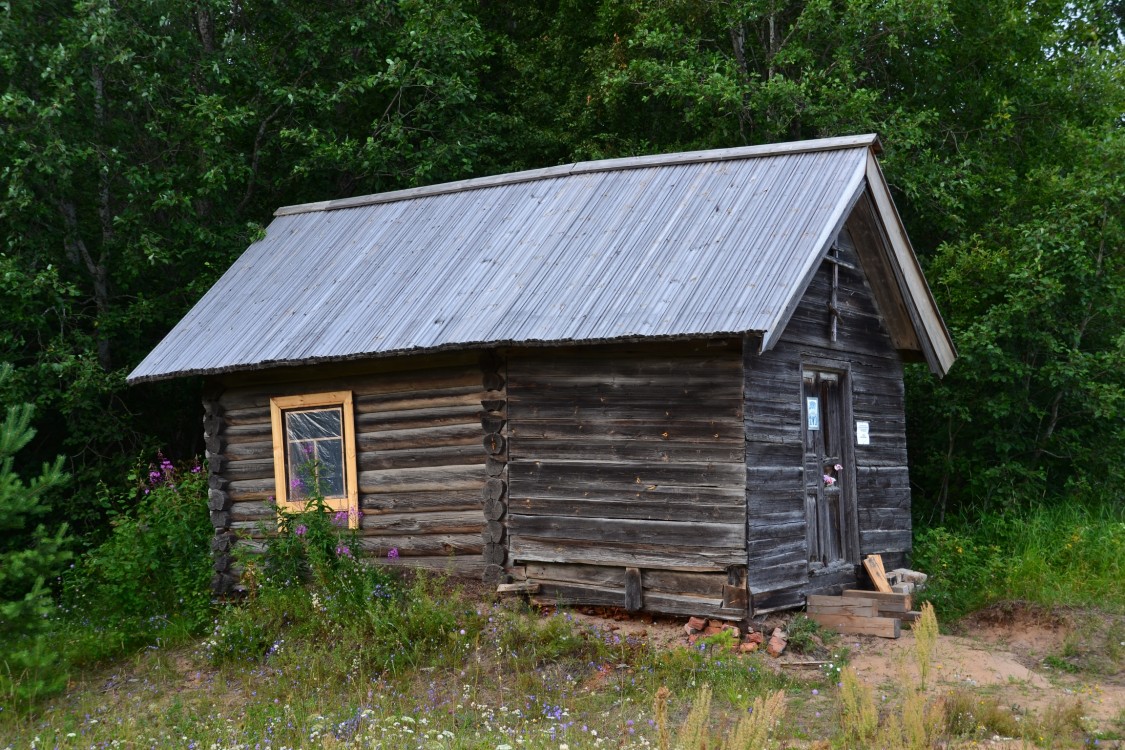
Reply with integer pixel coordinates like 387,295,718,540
624,567,643,612
480,351,509,584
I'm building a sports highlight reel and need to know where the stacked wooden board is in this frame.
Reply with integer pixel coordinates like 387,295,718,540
805,554,921,638
806,590,919,638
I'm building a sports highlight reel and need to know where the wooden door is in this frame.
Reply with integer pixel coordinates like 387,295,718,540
803,370,853,568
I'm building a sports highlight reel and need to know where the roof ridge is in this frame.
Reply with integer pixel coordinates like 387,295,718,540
274,134,881,217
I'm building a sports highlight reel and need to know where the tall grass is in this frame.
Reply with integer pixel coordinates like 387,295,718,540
914,500,1125,617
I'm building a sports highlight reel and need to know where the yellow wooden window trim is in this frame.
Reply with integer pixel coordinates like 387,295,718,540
269,390,359,530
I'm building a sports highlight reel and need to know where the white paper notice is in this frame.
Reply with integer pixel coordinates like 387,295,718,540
856,421,870,445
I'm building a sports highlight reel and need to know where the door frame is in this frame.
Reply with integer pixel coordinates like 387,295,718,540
800,357,861,569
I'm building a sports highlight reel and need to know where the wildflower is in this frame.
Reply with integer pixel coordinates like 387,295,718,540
336,544,352,557
834,463,843,471
333,510,348,526
387,547,399,560
190,464,202,474
823,474,836,486
290,476,303,490
294,524,308,537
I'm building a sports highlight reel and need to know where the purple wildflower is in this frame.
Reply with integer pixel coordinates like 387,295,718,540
190,464,202,474
336,544,352,558
387,547,399,560
294,524,307,537
290,476,303,490
333,511,348,526
823,474,836,486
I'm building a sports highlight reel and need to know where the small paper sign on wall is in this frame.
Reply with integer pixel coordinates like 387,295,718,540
856,421,870,445
806,397,820,430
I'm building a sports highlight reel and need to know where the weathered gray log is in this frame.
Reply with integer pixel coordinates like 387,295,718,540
482,372,505,391
510,536,739,571
227,477,275,502
210,509,230,530
356,393,485,416
362,491,481,514
226,439,271,462
482,563,505,584
208,488,230,512
482,520,504,544
357,510,484,535
357,423,482,453
480,412,506,433
483,543,506,566
483,478,506,501
359,443,486,472
483,432,505,455
356,534,483,556
485,457,506,476
507,514,744,548
483,496,505,521
505,495,742,523
624,567,643,612
480,398,505,413
358,465,484,494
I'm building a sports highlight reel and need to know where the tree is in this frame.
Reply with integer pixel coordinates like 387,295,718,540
0,364,70,698
0,0,501,534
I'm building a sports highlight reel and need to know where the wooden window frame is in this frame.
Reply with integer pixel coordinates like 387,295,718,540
269,391,359,529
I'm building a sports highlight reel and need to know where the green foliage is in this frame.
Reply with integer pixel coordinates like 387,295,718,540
0,364,71,703
64,454,213,631
914,501,1125,618
0,0,504,531
784,614,834,655
207,488,477,679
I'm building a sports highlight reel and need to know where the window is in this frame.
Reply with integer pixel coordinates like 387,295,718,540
269,391,359,529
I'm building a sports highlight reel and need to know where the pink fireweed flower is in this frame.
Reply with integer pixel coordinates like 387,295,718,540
190,464,202,474
333,511,348,526
294,524,308,537
289,477,303,490
823,474,836,486
387,547,399,560
834,463,843,471
336,544,352,558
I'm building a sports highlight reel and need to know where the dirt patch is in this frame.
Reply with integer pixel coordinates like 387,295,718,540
544,600,1125,734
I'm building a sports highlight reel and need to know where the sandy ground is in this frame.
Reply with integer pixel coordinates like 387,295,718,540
563,601,1125,732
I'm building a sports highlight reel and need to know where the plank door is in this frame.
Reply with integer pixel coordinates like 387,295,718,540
802,370,855,568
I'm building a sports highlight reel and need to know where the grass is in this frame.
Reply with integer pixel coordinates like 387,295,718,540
913,499,1125,618
0,593,801,749
1,573,1116,750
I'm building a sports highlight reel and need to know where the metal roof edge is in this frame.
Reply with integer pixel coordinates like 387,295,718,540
275,134,881,217
758,153,871,354
125,329,762,385
863,154,957,376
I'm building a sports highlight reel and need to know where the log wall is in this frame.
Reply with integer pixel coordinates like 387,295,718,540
505,341,749,618
206,352,490,590
745,226,911,613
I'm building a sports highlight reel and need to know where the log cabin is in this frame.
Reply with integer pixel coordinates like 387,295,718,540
129,134,955,618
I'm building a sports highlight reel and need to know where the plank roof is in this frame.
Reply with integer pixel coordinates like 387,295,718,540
128,134,955,383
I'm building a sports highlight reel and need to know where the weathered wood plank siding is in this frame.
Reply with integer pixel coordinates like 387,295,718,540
506,341,748,617
745,227,911,612
206,353,489,589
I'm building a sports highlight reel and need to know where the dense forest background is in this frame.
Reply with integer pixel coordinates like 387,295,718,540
1,0,1121,548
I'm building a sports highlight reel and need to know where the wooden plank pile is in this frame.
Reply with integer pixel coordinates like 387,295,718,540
805,555,922,639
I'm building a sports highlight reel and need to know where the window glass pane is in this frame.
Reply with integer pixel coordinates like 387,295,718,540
287,441,314,502
316,439,345,498
286,408,342,441
283,406,346,501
